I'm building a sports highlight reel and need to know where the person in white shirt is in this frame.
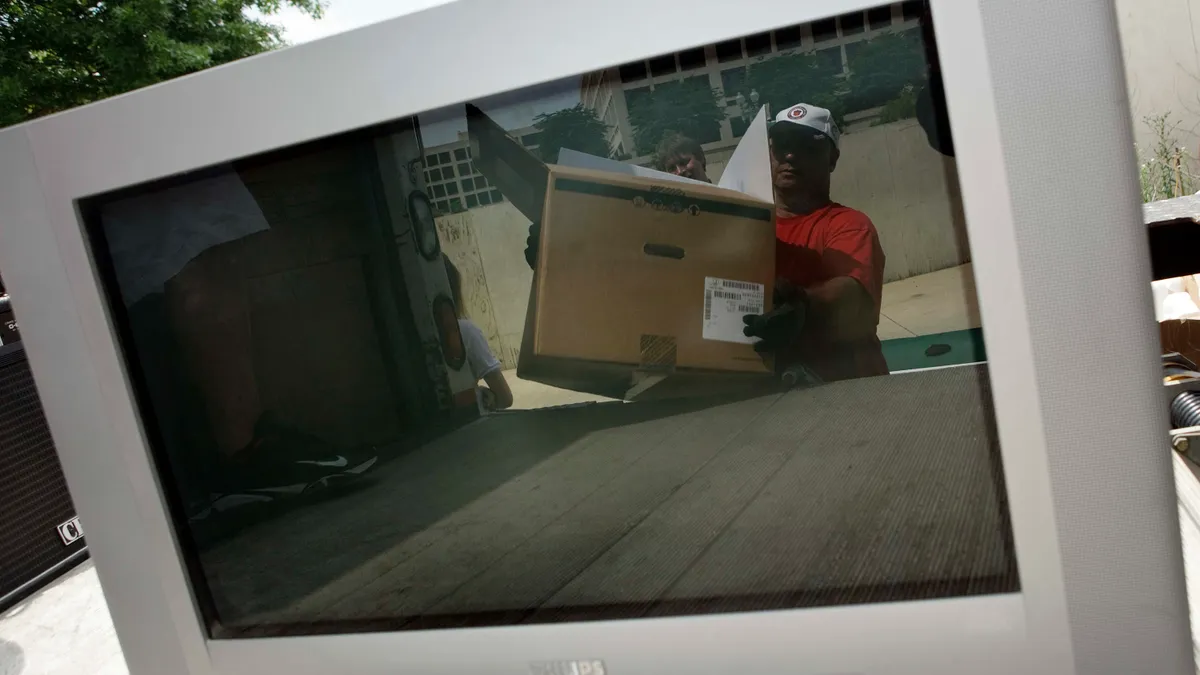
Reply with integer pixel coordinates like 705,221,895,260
443,256,513,412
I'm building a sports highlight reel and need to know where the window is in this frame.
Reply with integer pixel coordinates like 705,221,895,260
490,189,504,203
715,39,742,63
841,11,865,35
466,194,479,208
449,198,463,212
730,115,750,139
775,24,804,51
721,68,746,98
446,183,459,196
868,6,893,29
429,168,442,182
478,191,492,206
437,151,451,164
454,148,468,161
461,180,473,195
441,164,455,178
901,0,922,21
477,175,489,188
618,61,648,83
458,162,472,176
521,132,543,147
435,199,449,212
430,184,446,198
649,54,677,78
812,17,837,42
424,171,432,183
745,32,772,58
679,47,706,71
425,154,440,166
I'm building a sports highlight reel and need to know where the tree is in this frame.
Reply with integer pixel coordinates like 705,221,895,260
739,48,846,127
532,104,611,163
733,27,927,130
627,77,725,157
1138,113,1196,202
842,29,926,116
0,0,324,128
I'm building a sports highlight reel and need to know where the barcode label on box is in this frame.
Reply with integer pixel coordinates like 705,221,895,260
702,277,764,344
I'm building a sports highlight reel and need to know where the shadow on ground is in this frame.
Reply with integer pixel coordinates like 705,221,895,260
192,392,766,627
0,638,24,675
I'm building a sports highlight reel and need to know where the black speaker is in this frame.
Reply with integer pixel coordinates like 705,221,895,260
0,341,87,611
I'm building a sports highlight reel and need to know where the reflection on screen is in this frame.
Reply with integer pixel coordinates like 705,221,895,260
80,1,1015,638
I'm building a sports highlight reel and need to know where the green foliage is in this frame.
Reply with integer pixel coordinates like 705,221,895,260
842,29,926,114
627,77,725,157
532,104,611,162
0,0,324,128
740,48,846,126
874,85,919,126
732,28,926,130
1138,113,1196,203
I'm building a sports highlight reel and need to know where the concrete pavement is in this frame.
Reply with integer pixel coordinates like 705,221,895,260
0,561,125,675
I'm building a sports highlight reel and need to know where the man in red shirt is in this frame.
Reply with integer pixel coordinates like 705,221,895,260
743,103,889,383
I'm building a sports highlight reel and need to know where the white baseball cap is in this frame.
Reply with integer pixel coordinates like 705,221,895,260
771,103,841,151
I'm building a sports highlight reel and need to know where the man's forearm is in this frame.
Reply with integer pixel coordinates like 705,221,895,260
805,276,878,341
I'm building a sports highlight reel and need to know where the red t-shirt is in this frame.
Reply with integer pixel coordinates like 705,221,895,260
775,203,889,382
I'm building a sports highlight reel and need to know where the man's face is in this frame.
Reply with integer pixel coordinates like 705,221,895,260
769,126,833,194
664,153,709,183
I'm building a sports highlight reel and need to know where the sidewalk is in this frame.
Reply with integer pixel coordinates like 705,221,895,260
0,561,125,675
878,263,980,340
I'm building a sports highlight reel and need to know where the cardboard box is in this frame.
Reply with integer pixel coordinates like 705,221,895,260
467,105,778,400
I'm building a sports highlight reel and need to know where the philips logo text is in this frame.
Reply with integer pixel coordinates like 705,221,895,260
530,660,606,675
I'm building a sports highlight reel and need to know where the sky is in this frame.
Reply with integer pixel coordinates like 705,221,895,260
257,0,581,147
263,0,454,45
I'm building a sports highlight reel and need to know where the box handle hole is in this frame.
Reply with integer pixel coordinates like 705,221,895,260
643,243,685,260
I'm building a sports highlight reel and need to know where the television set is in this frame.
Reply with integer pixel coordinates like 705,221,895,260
0,0,1190,673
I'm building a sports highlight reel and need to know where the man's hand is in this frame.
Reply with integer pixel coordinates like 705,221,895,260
525,221,541,270
742,279,808,353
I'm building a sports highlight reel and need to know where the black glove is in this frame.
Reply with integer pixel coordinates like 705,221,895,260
742,279,807,354
525,220,541,270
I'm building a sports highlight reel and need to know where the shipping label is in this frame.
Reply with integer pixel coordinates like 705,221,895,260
702,277,765,344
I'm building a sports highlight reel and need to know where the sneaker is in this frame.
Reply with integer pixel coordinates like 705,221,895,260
189,413,378,530
220,412,378,497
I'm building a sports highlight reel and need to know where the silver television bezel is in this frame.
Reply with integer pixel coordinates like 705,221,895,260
0,0,1188,673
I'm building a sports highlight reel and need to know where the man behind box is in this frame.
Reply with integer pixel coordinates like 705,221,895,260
742,103,889,382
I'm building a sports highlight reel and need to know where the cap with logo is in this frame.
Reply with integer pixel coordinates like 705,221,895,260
770,103,841,151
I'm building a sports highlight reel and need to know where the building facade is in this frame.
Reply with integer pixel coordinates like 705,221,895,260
580,2,924,163
419,124,542,215
424,2,926,216
1114,0,1200,180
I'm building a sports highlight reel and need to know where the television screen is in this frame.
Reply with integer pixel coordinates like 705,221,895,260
78,1,1017,639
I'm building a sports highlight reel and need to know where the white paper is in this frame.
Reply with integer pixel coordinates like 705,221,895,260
717,106,774,203
702,277,765,344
